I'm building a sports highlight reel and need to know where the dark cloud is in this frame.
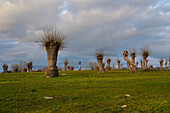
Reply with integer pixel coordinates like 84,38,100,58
0,0,169,71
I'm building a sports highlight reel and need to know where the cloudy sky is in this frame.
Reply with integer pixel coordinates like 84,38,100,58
0,0,169,71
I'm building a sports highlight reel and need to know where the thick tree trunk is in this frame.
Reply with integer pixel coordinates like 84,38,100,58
45,44,59,78
3,66,8,73
165,62,168,70
78,62,81,71
136,62,138,69
64,64,67,71
97,59,105,72
26,65,30,72
132,56,135,71
118,63,120,70
146,61,148,70
140,61,143,69
160,63,163,70
127,62,130,70
124,57,136,72
106,60,111,71
142,58,146,70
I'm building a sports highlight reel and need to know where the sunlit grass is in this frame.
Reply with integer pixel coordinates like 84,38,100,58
0,70,169,112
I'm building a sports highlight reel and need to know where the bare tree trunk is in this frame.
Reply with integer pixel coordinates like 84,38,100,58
127,62,130,70
132,56,135,71
169,59,170,70
165,61,168,70
106,59,111,71
123,51,136,72
136,62,138,69
160,63,162,70
118,63,120,70
146,60,148,70
140,60,143,69
67,66,70,71
160,60,163,70
142,58,146,70
45,44,59,78
97,59,105,72
2,66,8,73
64,64,67,71
26,64,30,72
78,61,81,71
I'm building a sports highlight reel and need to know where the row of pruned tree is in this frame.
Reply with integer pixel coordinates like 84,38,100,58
2,61,33,73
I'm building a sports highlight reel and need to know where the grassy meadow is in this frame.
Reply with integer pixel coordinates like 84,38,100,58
0,70,169,112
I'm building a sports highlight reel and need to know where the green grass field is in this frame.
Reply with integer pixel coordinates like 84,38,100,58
0,70,169,113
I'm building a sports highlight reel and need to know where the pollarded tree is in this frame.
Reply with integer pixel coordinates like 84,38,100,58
159,59,163,70
96,50,105,72
117,59,120,70
165,60,168,70
26,62,33,72
146,59,148,70
106,59,111,71
169,59,170,70
70,66,74,71
89,62,94,70
150,65,153,70
136,62,138,69
40,27,65,78
11,64,19,73
140,59,143,69
141,45,151,70
67,66,70,71
63,60,68,71
78,61,81,71
123,50,136,72
2,63,8,73
130,49,136,71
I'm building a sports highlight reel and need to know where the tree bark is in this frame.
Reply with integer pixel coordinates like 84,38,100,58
64,64,67,71
142,58,146,70
45,43,59,78
78,62,81,71
97,59,105,72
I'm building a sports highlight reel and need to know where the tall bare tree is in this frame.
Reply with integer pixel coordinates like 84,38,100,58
40,27,65,78
117,59,120,70
159,59,163,70
96,50,105,72
165,60,168,70
106,59,111,71
136,62,138,69
130,49,136,71
123,50,136,72
146,59,148,70
2,63,8,73
140,59,143,69
26,62,33,72
141,45,151,70
67,66,70,71
63,60,68,71
11,64,19,73
78,61,81,71
127,62,130,70
169,59,170,70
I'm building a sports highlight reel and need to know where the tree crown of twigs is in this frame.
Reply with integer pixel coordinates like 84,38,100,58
2,63,8,68
63,60,68,65
95,50,104,60
141,45,151,58
130,48,136,57
40,27,65,50
117,59,120,63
